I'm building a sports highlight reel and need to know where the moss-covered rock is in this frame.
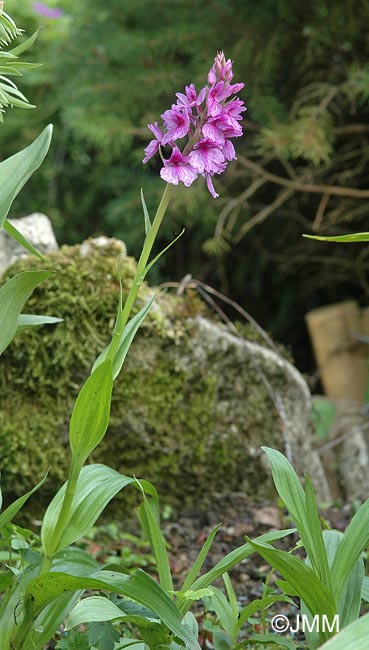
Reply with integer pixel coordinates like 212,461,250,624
0,239,329,513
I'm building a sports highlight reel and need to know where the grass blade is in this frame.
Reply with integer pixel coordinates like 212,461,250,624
181,524,221,593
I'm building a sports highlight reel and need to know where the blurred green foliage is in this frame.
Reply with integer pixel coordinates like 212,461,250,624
2,0,369,368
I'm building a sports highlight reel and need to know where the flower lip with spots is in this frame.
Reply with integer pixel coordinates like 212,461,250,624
143,51,246,198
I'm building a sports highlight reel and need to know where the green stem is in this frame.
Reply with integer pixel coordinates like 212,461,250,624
41,457,81,562
109,183,174,357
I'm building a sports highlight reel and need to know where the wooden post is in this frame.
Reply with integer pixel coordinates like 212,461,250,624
306,301,368,402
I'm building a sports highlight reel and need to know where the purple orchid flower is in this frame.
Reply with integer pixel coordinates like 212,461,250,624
32,3,63,19
160,146,198,187
143,51,246,198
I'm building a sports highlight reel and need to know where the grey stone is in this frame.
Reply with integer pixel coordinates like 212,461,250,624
79,236,127,258
181,317,331,503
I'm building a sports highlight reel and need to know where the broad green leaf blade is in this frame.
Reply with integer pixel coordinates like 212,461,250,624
16,313,63,332
0,472,47,531
69,358,113,465
141,188,151,236
318,612,369,650
0,125,53,229
26,548,99,648
181,524,221,594
93,295,155,380
24,573,126,619
322,530,364,627
65,596,127,629
136,480,173,593
262,447,329,585
304,474,332,589
41,464,137,555
0,270,53,355
330,496,369,600
303,232,369,243
204,587,235,637
246,537,336,638
24,570,201,649
93,570,201,649
262,447,305,519
3,219,45,261
66,596,165,632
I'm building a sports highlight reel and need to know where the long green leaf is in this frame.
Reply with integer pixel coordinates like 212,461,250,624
223,572,239,624
3,219,46,261
0,270,53,355
0,472,47,531
301,529,364,650
141,188,151,235
24,569,200,649
65,595,131,629
262,447,306,520
69,358,113,465
26,549,99,649
304,474,332,589
0,125,53,229
322,530,363,627
246,537,336,639
65,595,166,632
303,232,369,243
93,570,201,648
205,587,235,637
262,447,330,586
143,229,185,277
136,480,173,594
92,294,155,380
41,464,137,555
330,496,369,600
181,524,221,594
16,314,63,332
